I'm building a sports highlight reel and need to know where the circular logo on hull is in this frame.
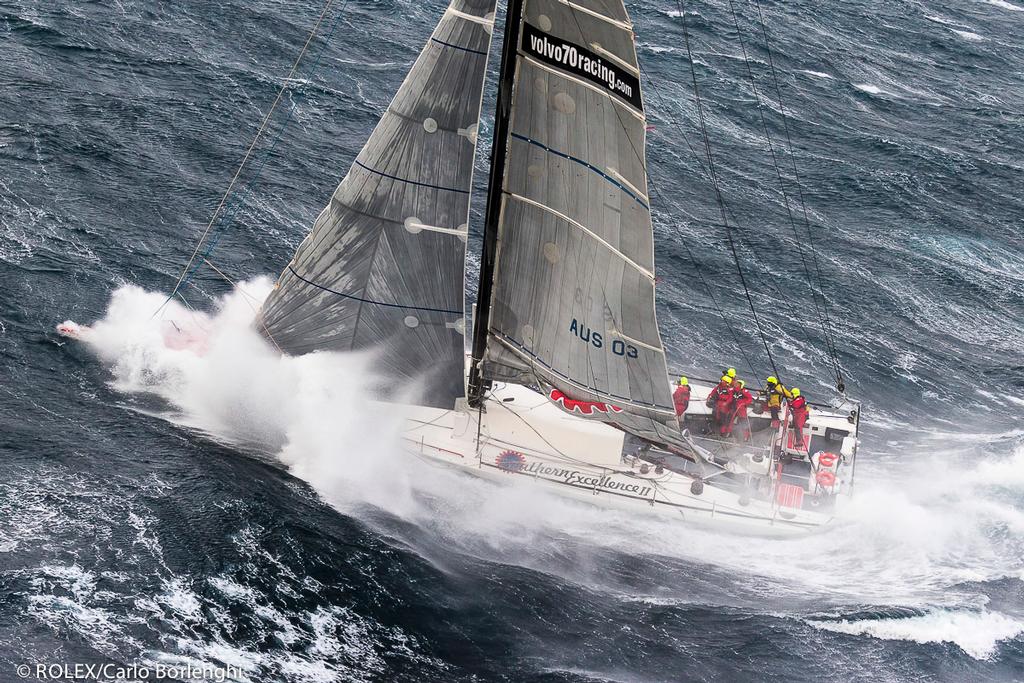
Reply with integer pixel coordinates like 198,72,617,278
495,450,526,473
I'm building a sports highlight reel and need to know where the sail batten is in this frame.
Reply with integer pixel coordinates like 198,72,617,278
259,0,498,407
506,192,655,279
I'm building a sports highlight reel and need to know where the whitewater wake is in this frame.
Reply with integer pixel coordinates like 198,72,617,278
72,282,1024,661
807,609,1023,661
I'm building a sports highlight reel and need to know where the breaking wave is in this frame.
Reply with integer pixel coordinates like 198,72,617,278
987,0,1024,11
808,609,1024,660
78,279,418,517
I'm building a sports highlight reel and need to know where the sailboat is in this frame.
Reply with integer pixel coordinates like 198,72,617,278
70,0,862,535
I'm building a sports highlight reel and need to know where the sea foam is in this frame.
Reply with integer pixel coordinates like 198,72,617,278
808,609,1024,660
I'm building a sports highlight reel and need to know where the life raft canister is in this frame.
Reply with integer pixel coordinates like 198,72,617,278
817,451,839,468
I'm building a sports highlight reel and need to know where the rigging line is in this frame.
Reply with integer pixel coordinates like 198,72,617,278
646,182,760,379
640,23,821,381
155,0,341,317
751,0,844,390
172,0,351,301
201,257,284,353
747,36,843,391
640,107,817,363
638,32,836,383
667,185,818,374
170,290,214,335
616,75,760,389
679,0,781,381
640,76,758,378
201,258,262,306
638,60,799,381
725,0,828,344
731,226,819,347
169,6,353,336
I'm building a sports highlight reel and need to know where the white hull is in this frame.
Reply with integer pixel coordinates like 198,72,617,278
399,383,843,538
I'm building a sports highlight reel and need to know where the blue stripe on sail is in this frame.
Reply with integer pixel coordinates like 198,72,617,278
430,37,487,55
509,133,650,210
353,160,470,194
288,266,463,315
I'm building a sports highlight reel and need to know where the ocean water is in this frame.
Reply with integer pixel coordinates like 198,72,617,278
1,0,1022,681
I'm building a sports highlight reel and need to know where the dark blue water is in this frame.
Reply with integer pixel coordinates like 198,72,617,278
2,0,1023,681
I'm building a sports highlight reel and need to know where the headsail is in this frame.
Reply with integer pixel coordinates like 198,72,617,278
470,0,682,445
258,0,497,408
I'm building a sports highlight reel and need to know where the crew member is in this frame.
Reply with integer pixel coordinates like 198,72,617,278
789,387,810,449
673,376,691,418
729,379,754,440
762,376,792,428
706,374,732,407
715,377,737,435
707,374,733,431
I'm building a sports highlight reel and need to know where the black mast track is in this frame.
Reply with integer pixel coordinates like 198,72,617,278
467,0,525,407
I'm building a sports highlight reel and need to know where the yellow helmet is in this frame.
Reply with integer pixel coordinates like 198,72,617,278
678,376,688,386
766,375,778,385
791,387,801,398
727,367,737,378
736,379,745,388
721,375,732,384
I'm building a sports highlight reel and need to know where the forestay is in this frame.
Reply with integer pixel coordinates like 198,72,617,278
478,0,682,445
258,0,497,408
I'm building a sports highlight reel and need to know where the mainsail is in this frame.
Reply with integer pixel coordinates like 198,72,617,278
469,0,682,445
258,0,497,407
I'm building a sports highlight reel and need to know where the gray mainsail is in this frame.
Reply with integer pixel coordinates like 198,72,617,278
258,0,497,407
471,0,681,444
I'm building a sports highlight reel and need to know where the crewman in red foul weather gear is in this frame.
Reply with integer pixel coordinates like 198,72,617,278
789,387,810,449
673,376,691,418
729,379,754,440
706,374,731,408
716,379,738,436
712,374,732,395
707,375,733,430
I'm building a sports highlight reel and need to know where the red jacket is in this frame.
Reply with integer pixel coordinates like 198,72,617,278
673,385,691,416
706,380,731,408
790,396,809,425
732,387,754,415
715,387,735,412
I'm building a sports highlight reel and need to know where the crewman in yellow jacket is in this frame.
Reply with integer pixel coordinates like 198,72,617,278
762,376,792,427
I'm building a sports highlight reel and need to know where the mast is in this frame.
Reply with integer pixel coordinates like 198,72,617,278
467,0,525,407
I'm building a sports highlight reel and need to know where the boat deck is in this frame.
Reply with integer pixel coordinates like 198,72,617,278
623,374,862,514
675,375,859,459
